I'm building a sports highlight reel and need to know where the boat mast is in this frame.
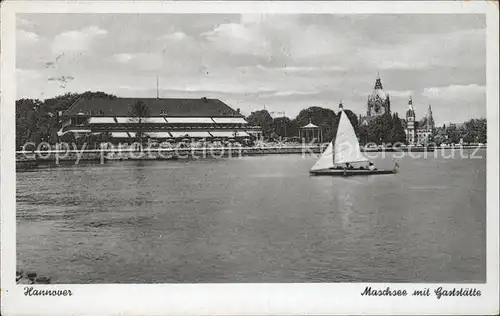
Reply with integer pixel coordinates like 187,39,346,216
333,101,344,165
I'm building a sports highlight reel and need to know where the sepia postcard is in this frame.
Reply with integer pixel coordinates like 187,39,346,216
1,1,499,315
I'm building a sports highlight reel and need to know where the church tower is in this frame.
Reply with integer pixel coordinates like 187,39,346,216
406,97,416,145
367,73,391,117
426,104,435,131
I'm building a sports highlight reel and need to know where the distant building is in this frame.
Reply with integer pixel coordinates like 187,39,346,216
270,111,286,119
444,122,464,129
405,97,435,145
360,74,391,125
59,97,262,141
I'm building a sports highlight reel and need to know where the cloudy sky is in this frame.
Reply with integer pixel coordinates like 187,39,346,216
17,13,486,124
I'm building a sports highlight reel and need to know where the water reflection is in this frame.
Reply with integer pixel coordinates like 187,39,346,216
335,179,363,230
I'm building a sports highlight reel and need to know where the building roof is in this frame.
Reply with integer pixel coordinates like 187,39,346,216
301,122,319,129
63,97,243,118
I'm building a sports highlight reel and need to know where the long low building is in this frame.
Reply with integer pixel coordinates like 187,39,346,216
59,97,262,141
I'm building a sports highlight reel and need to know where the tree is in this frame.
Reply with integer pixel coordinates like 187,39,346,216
43,91,117,114
128,100,150,148
366,113,393,144
445,125,461,144
389,113,406,144
439,119,486,145
462,118,487,144
246,110,273,138
476,118,487,143
16,98,49,149
433,134,445,146
81,91,117,100
296,106,337,142
272,117,292,138
358,124,369,145
288,119,300,138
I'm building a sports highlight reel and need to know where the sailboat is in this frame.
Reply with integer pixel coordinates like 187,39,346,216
309,104,399,176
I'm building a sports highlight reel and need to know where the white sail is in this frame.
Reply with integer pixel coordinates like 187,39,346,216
310,141,334,171
334,111,369,165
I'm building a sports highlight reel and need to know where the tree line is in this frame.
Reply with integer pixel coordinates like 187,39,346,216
246,107,407,145
246,108,487,146
15,91,487,149
433,119,487,145
357,113,407,145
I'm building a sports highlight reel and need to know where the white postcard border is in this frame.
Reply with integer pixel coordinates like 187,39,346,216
1,1,499,315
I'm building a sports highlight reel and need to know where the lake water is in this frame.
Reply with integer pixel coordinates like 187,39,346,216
17,150,486,283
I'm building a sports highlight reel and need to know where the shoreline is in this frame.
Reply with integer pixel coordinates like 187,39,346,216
14,145,486,170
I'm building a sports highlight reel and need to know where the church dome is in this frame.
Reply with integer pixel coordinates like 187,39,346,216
368,77,388,102
366,74,391,117
369,88,387,101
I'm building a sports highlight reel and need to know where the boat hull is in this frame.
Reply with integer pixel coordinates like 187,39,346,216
310,169,397,176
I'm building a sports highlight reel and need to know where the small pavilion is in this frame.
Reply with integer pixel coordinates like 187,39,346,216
299,119,322,143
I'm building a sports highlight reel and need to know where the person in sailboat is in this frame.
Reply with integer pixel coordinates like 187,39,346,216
393,160,400,171
368,161,377,171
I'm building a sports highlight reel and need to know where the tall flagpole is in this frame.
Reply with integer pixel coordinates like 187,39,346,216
156,76,159,99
